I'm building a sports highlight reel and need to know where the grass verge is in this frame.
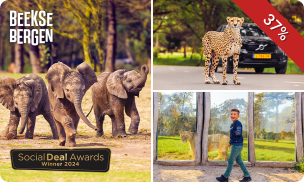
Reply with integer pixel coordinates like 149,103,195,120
158,136,295,162
0,161,150,182
154,53,304,74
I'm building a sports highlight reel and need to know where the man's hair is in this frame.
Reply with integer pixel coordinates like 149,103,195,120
231,108,240,115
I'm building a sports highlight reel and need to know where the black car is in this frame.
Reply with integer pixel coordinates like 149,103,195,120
211,23,288,74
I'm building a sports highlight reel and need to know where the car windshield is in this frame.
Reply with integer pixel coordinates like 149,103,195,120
221,24,268,37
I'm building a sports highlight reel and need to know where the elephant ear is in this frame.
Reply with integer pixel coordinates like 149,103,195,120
0,76,16,111
24,80,42,112
106,70,128,99
76,62,97,92
46,62,71,98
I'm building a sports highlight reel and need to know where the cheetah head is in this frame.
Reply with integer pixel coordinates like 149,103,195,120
227,17,244,30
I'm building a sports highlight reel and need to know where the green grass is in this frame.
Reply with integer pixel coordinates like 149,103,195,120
0,73,48,82
0,161,150,182
154,53,304,74
208,138,248,161
158,137,295,162
157,136,193,160
153,53,204,66
255,139,295,161
264,60,304,74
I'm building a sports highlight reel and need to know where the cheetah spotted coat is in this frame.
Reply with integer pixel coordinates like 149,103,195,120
202,17,244,85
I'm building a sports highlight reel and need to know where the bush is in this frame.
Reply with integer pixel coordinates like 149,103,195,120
295,157,304,172
153,49,159,58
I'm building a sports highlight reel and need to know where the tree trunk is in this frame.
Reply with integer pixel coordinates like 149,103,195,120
125,37,134,65
0,13,4,70
155,33,159,49
15,42,24,73
93,11,103,72
183,45,186,58
11,43,15,64
82,9,92,68
190,39,195,60
105,0,116,72
148,58,151,74
196,54,203,66
14,16,24,73
0,34,4,70
0,11,4,70
275,102,279,142
29,45,44,73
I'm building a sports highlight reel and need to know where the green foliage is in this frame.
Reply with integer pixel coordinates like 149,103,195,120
264,60,304,74
158,92,196,136
153,49,159,58
157,136,193,160
295,158,304,173
0,161,151,182
158,137,295,162
255,139,295,162
153,52,204,66
154,0,252,51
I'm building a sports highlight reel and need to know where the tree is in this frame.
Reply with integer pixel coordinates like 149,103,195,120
254,92,268,139
210,98,248,135
262,92,294,142
0,9,5,70
105,0,117,72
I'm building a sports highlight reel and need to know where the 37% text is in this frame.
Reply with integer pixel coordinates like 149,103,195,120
264,14,288,41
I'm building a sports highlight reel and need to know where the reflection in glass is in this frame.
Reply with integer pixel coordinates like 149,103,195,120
157,92,197,160
209,92,248,161
254,92,295,162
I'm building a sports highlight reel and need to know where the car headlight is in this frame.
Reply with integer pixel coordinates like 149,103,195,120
240,49,248,54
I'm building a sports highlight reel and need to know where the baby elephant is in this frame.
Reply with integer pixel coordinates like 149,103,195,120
46,62,97,147
0,74,59,139
91,65,149,137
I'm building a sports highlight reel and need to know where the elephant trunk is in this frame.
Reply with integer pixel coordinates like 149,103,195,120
134,65,149,88
73,94,97,131
18,108,29,134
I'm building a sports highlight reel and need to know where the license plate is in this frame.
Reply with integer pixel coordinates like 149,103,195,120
253,54,271,59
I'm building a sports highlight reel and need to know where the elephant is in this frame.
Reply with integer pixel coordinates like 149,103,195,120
91,65,149,137
0,74,59,139
46,62,97,147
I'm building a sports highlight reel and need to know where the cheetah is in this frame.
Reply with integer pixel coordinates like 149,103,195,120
202,17,244,85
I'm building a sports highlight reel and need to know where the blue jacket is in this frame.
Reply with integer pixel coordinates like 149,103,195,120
229,120,243,146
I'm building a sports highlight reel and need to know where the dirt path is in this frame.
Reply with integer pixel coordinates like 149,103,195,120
154,165,304,182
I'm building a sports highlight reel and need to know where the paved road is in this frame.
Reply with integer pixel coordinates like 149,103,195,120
153,65,304,90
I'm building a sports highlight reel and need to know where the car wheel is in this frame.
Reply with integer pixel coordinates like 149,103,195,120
255,68,264,73
275,65,287,74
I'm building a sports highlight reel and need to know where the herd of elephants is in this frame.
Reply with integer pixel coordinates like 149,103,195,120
0,62,149,147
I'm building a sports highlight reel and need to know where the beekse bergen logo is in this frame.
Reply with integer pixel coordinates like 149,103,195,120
9,11,53,45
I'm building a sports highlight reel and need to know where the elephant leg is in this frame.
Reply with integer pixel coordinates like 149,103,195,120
42,100,59,139
7,111,20,140
52,110,77,147
125,97,140,134
2,124,9,137
109,115,117,136
66,107,80,134
54,119,66,146
25,115,36,139
94,105,105,137
112,103,127,137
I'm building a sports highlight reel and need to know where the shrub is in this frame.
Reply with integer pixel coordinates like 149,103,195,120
295,157,304,172
153,49,159,58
